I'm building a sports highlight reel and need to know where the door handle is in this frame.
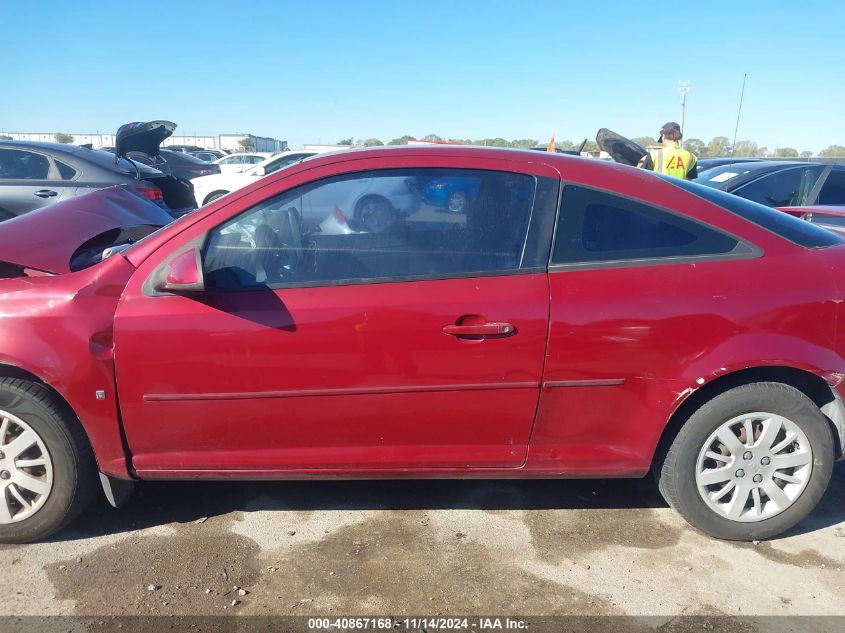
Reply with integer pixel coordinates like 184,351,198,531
443,322,515,337
34,190,58,198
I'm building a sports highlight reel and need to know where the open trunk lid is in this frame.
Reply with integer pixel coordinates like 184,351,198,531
596,128,649,166
115,120,176,159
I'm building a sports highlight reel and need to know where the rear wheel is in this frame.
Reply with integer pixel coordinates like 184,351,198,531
656,382,834,540
445,190,469,214
204,191,229,205
354,195,396,233
0,378,97,543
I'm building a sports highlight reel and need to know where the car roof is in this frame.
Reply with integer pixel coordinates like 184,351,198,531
0,139,91,155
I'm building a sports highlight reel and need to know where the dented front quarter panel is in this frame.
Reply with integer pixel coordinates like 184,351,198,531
0,255,136,477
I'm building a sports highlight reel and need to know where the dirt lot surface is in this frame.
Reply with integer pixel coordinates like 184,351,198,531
1,464,843,621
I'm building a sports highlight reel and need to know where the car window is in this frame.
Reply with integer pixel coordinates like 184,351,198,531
221,156,241,164
203,168,553,290
665,176,844,248
55,160,78,180
0,149,50,179
818,169,845,205
263,153,314,175
693,164,756,188
245,155,264,164
552,185,740,265
733,166,824,207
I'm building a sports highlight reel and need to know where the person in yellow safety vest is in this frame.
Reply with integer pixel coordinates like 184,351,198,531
637,121,699,180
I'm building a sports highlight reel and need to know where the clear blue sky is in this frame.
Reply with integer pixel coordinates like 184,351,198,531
1,0,843,152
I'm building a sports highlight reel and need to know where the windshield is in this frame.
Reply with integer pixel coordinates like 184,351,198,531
663,175,844,248
248,152,315,176
693,163,757,188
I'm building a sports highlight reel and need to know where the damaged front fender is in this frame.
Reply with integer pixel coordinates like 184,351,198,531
0,254,137,477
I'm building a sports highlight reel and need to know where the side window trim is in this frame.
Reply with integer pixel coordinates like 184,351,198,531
548,182,762,272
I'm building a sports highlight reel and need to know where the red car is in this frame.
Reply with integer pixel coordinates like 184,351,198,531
0,146,843,543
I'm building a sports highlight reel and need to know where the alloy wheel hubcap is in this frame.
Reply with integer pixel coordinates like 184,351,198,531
0,411,53,524
695,412,812,522
360,201,391,232
447,193,466,213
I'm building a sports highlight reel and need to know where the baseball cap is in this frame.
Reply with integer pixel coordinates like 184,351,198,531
658,121,682,141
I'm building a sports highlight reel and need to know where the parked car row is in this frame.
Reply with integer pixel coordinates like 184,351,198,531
0,140,195,220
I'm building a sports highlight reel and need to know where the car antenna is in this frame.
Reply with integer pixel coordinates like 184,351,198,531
728,73,748,169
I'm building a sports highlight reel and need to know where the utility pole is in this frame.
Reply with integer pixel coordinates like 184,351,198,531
678,81,691,146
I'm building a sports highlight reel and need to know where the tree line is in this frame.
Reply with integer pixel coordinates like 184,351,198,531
337,134,845,158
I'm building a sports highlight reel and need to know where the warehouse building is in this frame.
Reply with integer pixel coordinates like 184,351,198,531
1,131,287,153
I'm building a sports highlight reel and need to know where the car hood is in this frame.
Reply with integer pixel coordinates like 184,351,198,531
115,120,176,159
0,186,174,274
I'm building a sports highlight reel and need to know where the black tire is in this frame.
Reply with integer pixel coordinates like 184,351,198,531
445,190,469,214
0,378,98,543
655,382,834,541
204,191,229,205
354,195,396,233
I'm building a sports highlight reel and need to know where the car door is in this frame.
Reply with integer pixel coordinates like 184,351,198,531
528,183,774,474
112,160,559,473
0,147,75,219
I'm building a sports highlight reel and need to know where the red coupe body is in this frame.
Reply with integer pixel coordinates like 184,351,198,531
1,146,844,484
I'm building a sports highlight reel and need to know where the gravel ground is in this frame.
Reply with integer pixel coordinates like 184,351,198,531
1,463,843,620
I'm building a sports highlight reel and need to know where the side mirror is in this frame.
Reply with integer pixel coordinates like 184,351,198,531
253,167,266,176
153,247,205,293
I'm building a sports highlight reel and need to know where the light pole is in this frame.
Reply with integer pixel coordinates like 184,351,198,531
678,81,691,146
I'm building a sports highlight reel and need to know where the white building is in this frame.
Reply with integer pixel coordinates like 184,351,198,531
1,131,286,153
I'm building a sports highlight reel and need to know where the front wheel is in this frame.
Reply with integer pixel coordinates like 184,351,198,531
354,196,396,233
656,382,834,540
203,191,229,205
0,378,97,543
445,190,469,214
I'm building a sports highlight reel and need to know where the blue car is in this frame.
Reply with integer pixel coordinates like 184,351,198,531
423,176,481,214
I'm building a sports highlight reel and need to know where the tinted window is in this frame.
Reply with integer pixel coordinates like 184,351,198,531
665,176,844,248
694,163,757,188
0,149,50,179
818,169,845,205
263,153,314,175
55,160,78,180
203,169,549,289
552,186,739,264
245,155,264,164
734,166,823,207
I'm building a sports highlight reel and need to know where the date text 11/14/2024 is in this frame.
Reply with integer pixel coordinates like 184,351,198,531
307,617,528,630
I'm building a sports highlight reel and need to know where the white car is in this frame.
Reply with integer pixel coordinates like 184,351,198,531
214,152,272,174
192,151,319,206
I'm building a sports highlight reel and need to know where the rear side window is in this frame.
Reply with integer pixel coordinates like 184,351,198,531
552,186,740,265
733,165,823,207
0,149,50,179
55,160,78,180
666,176,845,248
818,169,845,205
